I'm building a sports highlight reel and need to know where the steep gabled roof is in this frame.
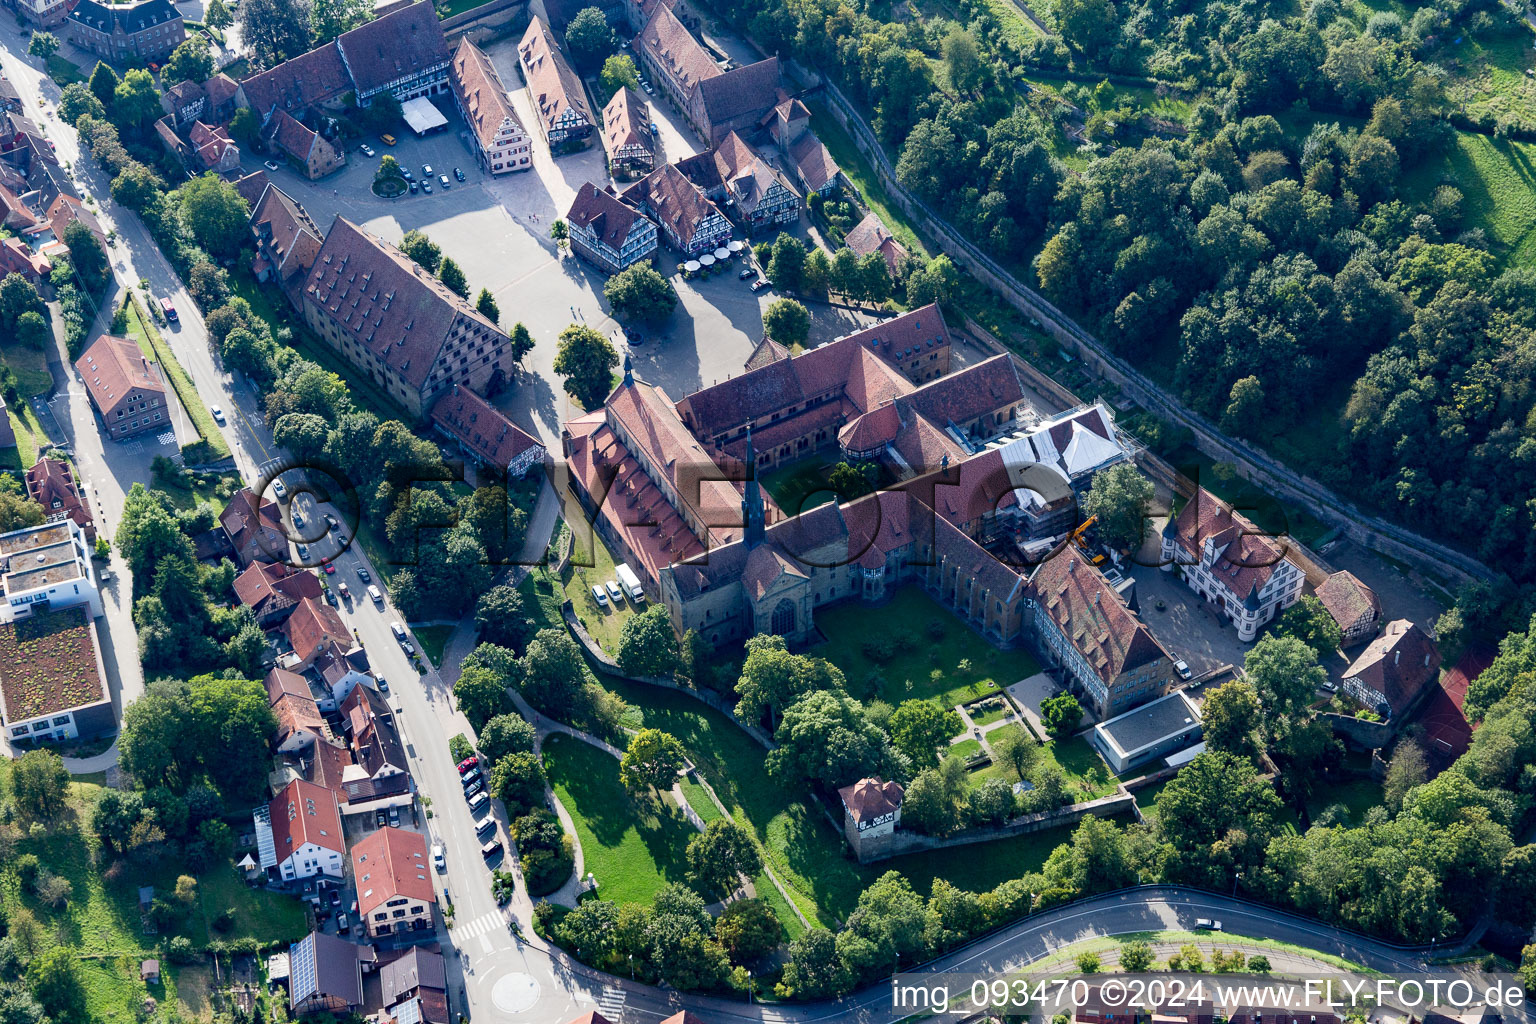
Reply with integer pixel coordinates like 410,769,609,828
1343,619,1441,714
269,778,344,856
696,57,779,136
430,384,543,471
1168,488,1292,597
567,181,651,251
1027,547,1173,684
1314,570,1380,633
451,36,525,152
337,1,449,97
623,163,725,248
633,4,718,99
239,43,350,123
283,597,350,664
352,826,434,918
518,17,592,130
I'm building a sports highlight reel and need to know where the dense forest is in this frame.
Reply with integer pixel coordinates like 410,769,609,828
703,0,1536,626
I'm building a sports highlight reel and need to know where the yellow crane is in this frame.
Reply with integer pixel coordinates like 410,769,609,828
1067,514,1106,565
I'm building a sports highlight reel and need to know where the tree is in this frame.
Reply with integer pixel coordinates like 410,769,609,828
1275,595,1344,659
553,324,618,408
767,689,891,788
888,699,962,771
272,412,330,463
1040,693,1083,737
508,322,535,364
1244,635,1326,733
475,288,500,326
991,727,1040,783
941,27,983,92
903,756,970,835
619,728,687,793
1156,750,1281,887
478,714,537,764
455,664,510,731
1201,680,1262,760
110,161,164,213
906,255,957,306
1222,375,1267,437
88,61,120,106
118,675,276,804
616,604,680,677
802,246,831,295
10,750,69,821
164,38,213,85
835,870,926,977
205,0,233,29
518,629,587,715
61,220,109,294
399,229,442,272
188,260,230,307
112,69,163,129
310,0,369,43
686,818,762,893
438,256,469,297
969,776,1015,826
715,898,781,963
179,174,249,258
475,586,533,651
1120,940,1154,971
600,55,640,100
491,751,547,814
238,0,313,68
228,107,259,148
1498,845,1536,930
604,264,677,324
762,297,811,347
1082,463,1155,551
0,490,45,533
0,275,45,328
174,874,199,905
27,32,59,61
765,233,807,291
550,218,569,252
777,929,852,998
27,948,86,1024
57,83,106,126
1044,816,1137,894
565,7,617,71
735,633,846,729
116,483,194,580
14,311,48,350
1383,739,1427,811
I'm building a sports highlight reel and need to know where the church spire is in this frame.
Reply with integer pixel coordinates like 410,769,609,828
742,426,765,548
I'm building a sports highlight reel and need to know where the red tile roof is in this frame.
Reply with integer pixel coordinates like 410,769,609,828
430,384,542,472
601,87,650,162
250,183,322,282
634,5,718,99
1167,488,1291,601
696,58,779,140
75,335,166,423
265,666,313,705
1314,570,1380,634
273,691,327,745
566,181,652,252
240,43,350,122
352,826,435,918
1027,547,1172,683
269,778,345,856
450,36,525,153
1342,619,1441,715
234,561,323,618
518,17,592,131
25,457,92,535
220,487,286,565
623,162,727,251
336,1,448,98
233,169,272,208
788,129,839,192
264,110,322,164
837,777,903,824
303,217,504,393
845,212,907,277
284,597,351,665
189,120,237,169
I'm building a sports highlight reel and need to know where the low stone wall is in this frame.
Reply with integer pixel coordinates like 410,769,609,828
855,792,1136,864
441,0,527,40
1320,712,1394,751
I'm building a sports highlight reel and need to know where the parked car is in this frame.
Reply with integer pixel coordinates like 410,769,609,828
1195,919,1222,930
432,843,445,871
1174,659,1192,680
296,544,310,561
422,182,432,193
272,479,288,500
337,582,350,600
323,563,335,574
359,143,376,157
461,768,482,789
1321,680,1339,693
422,164,433,176
336,914,350,934
391,621,408,642
376,676,388,692
591,584,608,607
388,806,400,827
409,181,418,194
453,167,465,181
738,266,755,279
475,818,496,838
750,279,769,292
380,134,397,146
324,589,338,607
457,756,480,775
480,838,503,861
357,566,371,582
468,792,490,815
368,584,383,603
464,779,484,799
402,168,414,181
210,405,226,424
439,174,450,188
605,580,624,603
293,511,306,529
328,887,342,906
376,809,388,827
264,159,281,172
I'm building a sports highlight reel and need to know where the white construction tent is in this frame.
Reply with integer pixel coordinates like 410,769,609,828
401,97,448,135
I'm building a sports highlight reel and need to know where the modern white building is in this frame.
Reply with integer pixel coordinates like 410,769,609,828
1159,487,1305,642
0,606,114,745
0,520,102,623
1090,689,1203,774
257,779,347,881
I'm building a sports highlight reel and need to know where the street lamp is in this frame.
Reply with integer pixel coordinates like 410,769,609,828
628,954,634,980
747,970,753,1005
1232,870,1243,897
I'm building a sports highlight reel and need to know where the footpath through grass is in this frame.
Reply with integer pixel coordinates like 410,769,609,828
542,733,697,905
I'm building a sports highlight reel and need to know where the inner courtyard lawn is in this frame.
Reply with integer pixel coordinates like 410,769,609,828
542,734,697,906
812,587,1041,707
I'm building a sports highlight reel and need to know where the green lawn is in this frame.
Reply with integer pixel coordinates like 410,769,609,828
46,54,84,85
759,454,843,515
562,529,636,655
414,624,454,667
1133,780,1169,815
0,771,306,1024
884,817,1127,896
542,734,697,906
1305,777,1383,826
948,738,983,761
1402,130,1536,267
804,100,928,260
126,297,231,460
969,726,1118,801
2,342,55,399
8,403,46,468
967,697,1013,727
812,587,1040,707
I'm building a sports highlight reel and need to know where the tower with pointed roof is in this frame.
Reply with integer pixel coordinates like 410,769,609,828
742,426,765,548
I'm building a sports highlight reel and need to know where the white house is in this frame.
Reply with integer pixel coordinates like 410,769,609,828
0,520,102,623
258,779,346,881
1159,488,1305,642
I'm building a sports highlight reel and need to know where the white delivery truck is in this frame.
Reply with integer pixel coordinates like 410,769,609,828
614,562,646,604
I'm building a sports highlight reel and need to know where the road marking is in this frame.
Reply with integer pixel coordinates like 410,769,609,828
596,987,627,1021
454,910,504,939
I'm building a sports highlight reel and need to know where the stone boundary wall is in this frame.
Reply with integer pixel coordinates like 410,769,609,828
855,792,1136,863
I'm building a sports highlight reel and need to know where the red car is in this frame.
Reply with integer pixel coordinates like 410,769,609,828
324,563,336,574
456,757,480,775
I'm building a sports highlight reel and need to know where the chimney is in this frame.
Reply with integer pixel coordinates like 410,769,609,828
1394,650,1400,666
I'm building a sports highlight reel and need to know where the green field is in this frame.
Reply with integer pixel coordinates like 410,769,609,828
968,726,1119,801
1403,130,1536,268
414,624,454,667
2,342,55,399
812,587,1041,707
948,737,983,761
562,530,636,655
0,767,306,1024
542,734,697,906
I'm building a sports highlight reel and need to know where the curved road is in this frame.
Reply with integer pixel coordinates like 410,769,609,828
477,886,1474,1024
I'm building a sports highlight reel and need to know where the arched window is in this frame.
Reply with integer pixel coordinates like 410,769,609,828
770,599,796,636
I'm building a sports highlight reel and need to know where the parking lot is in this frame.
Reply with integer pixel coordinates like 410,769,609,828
250,33,873,449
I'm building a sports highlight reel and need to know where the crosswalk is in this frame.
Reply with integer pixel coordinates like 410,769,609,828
595,987,627,1021
453,909,506,940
